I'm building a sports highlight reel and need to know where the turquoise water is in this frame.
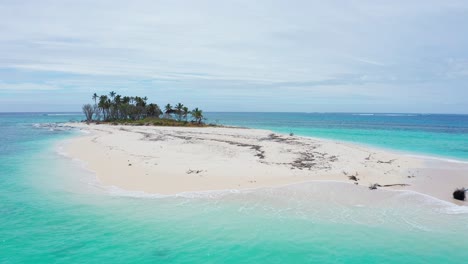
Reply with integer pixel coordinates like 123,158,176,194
1,113,468,263
205,112,468,161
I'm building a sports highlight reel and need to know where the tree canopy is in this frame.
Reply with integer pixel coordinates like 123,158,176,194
82,92,205,125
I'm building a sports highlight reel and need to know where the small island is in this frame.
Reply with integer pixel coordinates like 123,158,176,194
65,115,467,204
82,91,209,126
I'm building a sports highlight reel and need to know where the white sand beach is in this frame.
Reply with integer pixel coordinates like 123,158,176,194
64,123,468,203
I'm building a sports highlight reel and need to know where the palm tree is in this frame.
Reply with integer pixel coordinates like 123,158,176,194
109,91,116,100
175,103,184,121
182,106,189,122
98,95,109,120
191,108,204,124
164,104,173,119
98,95,108,107
87,92,206,124
165,103,172,112
115,94,122,104
92,93,98,105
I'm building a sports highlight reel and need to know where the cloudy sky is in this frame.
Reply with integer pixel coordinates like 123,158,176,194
1,0,468,113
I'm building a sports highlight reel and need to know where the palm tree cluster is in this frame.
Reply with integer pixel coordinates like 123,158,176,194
83,92,204,124
162,103,204,124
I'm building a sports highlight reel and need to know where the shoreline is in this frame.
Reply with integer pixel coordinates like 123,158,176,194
74,173,466,210
274,131,468,165
54,138,468,210
62,123,468,204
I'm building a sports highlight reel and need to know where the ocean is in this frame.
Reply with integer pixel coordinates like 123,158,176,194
1,112,467,263
206,112,468,161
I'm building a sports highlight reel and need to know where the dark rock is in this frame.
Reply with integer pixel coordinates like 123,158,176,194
453,188,466,201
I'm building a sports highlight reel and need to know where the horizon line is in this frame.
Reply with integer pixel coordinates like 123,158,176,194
1,111,468,115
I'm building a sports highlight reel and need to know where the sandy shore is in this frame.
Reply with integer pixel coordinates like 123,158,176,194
63,123,468,203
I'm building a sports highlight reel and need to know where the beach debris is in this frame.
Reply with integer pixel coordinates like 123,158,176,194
261,133,299,144
348,175,359,181
453,188,466,201
289,151,334,170
377,159,396,164
406,171,416,178
186,169,203,174
365,154,372,161
292,152,315,170
369,183,409,190
381,183,410,187
172,134,267,160
289,132,294,136
250,145,265,159
344,171,359,181
128,163,132,166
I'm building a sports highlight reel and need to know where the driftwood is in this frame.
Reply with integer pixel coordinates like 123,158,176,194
377,159,396,164
187,169,203,174
381,183,410,187
344,171,359,181
348,176,358,181
369,183,409,190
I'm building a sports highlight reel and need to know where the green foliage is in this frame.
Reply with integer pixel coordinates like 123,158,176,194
88,92,206,126
175,103,184,121
191,107,204,124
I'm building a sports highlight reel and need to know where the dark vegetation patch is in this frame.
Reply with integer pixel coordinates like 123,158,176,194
96,117,217,127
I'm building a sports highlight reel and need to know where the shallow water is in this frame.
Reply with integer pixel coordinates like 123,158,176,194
206,112,468,160
1,113,468,263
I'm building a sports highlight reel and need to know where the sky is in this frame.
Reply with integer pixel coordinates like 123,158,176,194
1,0,468,113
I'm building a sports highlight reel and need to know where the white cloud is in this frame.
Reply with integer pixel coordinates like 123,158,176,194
0,82,59,91
0,0,467,112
